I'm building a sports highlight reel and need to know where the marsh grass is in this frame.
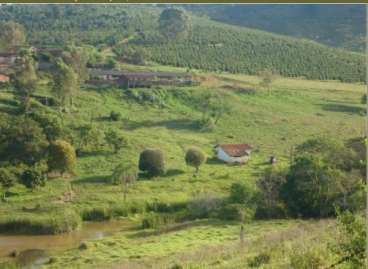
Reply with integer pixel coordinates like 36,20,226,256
0,208,81,235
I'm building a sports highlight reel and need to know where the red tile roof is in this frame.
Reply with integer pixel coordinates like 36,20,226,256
0,74,9,82
218,144,252,157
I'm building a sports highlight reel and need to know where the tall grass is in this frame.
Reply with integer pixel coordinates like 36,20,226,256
0,208,81,235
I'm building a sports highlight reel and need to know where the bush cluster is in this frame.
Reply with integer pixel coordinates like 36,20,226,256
139,148,165,177
256,137,365,219
185,147,206,173
48,140,76,175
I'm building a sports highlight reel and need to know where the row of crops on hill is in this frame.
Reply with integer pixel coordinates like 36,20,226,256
131,21,365,82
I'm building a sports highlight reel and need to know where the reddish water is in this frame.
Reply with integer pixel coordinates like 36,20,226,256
0,220,132,257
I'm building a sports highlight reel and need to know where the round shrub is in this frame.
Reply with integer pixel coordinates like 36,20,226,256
48,140,76,175
79,242,88,250
21,168,47,189
110,111,121,121
185,147,206,173
138,148,165,177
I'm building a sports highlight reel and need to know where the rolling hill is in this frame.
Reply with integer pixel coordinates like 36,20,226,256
0,5,366,269
185,4,366,52
0,4,365,82
0,65,365,268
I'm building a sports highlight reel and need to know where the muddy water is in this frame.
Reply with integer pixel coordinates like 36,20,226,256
0,220,133,257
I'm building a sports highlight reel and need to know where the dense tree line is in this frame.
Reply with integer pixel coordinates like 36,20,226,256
256,137,365,219
0,5,157,46
186,5,366,52
133,21,365,82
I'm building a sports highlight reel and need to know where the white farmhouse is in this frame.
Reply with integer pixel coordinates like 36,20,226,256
215,144,252,164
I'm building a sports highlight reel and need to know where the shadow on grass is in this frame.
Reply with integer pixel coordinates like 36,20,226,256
0,98,17,107
319,103,365,115
127,219,232,239
206,158,224,165
137,172,153,181
73,175,110,184
138,169,185,180
163,169,185,177
0,106,19,115
124,118,198,131
222,85,257,95
77,150,112,158
94,115,112,122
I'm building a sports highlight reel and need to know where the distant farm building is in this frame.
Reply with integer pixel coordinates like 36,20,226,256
0,52,18,75
215,144,252,164
35,47,63,57
0,52,18,65
0,74,10,83
88,69,196,88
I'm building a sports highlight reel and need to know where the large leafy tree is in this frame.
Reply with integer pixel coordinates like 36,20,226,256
111,163,137,201
62,45,90,84
158,8,190,40
53,58,79,108
256,166,287,219
0,115,49,166
281,154,363,217
13,54,38,113
74,123,105,154
0,21,26,51
296,137,359,172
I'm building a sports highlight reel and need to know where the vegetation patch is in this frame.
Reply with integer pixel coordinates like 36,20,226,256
0,208,81,235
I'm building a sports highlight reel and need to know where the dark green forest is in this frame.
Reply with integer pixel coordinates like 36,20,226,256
185,4,366,52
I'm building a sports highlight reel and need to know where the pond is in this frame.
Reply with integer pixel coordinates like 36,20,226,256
0,219,133,258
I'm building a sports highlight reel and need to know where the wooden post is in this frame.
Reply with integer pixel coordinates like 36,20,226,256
240,225,245,247
289,146,294,166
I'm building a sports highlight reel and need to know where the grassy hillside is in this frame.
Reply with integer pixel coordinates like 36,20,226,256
0,63,364,268
0,5,365,268
186,4,366,52
0,5,365,82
